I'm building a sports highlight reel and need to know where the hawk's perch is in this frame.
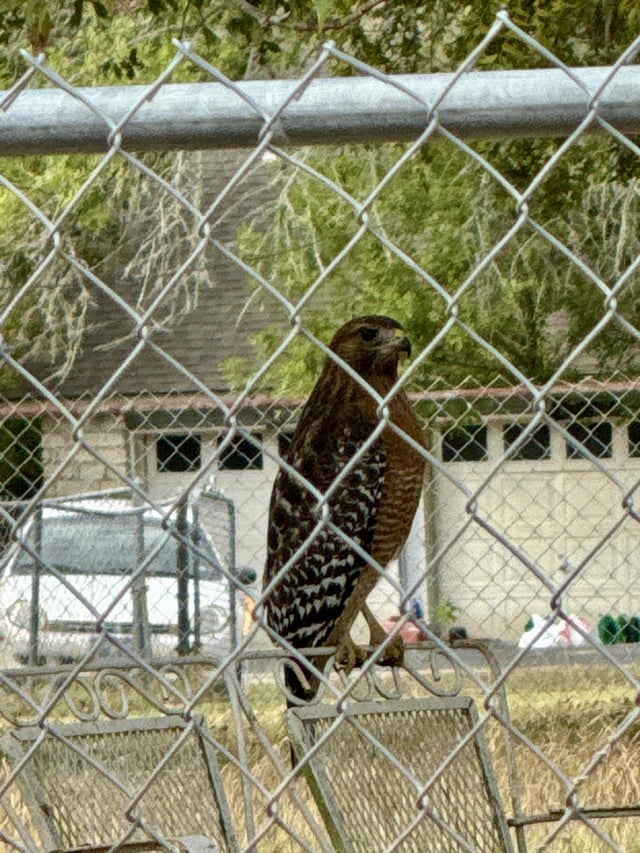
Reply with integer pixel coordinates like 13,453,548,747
263,316,425,701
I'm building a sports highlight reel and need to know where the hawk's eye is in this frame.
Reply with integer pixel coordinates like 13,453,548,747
359,326,378,342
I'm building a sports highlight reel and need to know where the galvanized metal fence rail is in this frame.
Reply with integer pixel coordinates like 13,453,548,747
0,9,640,851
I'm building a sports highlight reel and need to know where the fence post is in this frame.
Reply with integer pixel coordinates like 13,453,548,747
191,499,202,652
176,497,191,655
423,436,444,635
28,503,42,666
131,489,151,659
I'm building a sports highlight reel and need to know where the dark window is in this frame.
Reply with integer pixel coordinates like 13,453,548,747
277,430,295,458
442,425,487,462
218,433,263,470
0,417,43,500
566,421,612,459
157,434,201,472
503,423,551,460
628,422,640,457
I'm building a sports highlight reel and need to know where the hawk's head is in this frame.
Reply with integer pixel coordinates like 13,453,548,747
329,315,411,381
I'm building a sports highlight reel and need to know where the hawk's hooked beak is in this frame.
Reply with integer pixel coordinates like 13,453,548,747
392,326,412,358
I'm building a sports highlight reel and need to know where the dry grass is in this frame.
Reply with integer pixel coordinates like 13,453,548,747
1,663,639,851
491,664,640,852
211,665,640,852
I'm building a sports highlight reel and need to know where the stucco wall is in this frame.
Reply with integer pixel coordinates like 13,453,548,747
41,413,129,497
434,420,639,641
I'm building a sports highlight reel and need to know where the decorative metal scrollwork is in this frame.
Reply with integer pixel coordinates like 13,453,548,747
0,658,203,726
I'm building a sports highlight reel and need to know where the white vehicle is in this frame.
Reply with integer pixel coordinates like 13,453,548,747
0,496,241,665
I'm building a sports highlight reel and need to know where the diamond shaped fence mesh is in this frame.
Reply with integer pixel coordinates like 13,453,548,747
0,9,640,851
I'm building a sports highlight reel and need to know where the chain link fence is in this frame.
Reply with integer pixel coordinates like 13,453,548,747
0,9,640,851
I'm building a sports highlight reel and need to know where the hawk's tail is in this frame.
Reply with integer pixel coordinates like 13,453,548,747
284,654,321,706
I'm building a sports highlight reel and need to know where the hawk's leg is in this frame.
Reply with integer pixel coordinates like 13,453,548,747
334,633,368,673
333,605,405,672
362,603,405,666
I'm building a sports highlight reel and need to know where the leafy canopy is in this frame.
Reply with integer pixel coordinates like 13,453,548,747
0,1,638,393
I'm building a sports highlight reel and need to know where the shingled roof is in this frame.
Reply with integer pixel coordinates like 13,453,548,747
18,150,286,401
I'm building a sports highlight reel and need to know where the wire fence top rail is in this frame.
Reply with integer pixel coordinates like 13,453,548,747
1,63,640,155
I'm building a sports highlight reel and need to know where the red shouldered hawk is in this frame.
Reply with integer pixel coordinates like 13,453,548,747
262,315,425,701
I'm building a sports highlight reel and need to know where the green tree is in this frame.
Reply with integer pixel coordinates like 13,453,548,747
219,2,640,393
229,130,640,393
0,1,638,392
0,6,211,384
